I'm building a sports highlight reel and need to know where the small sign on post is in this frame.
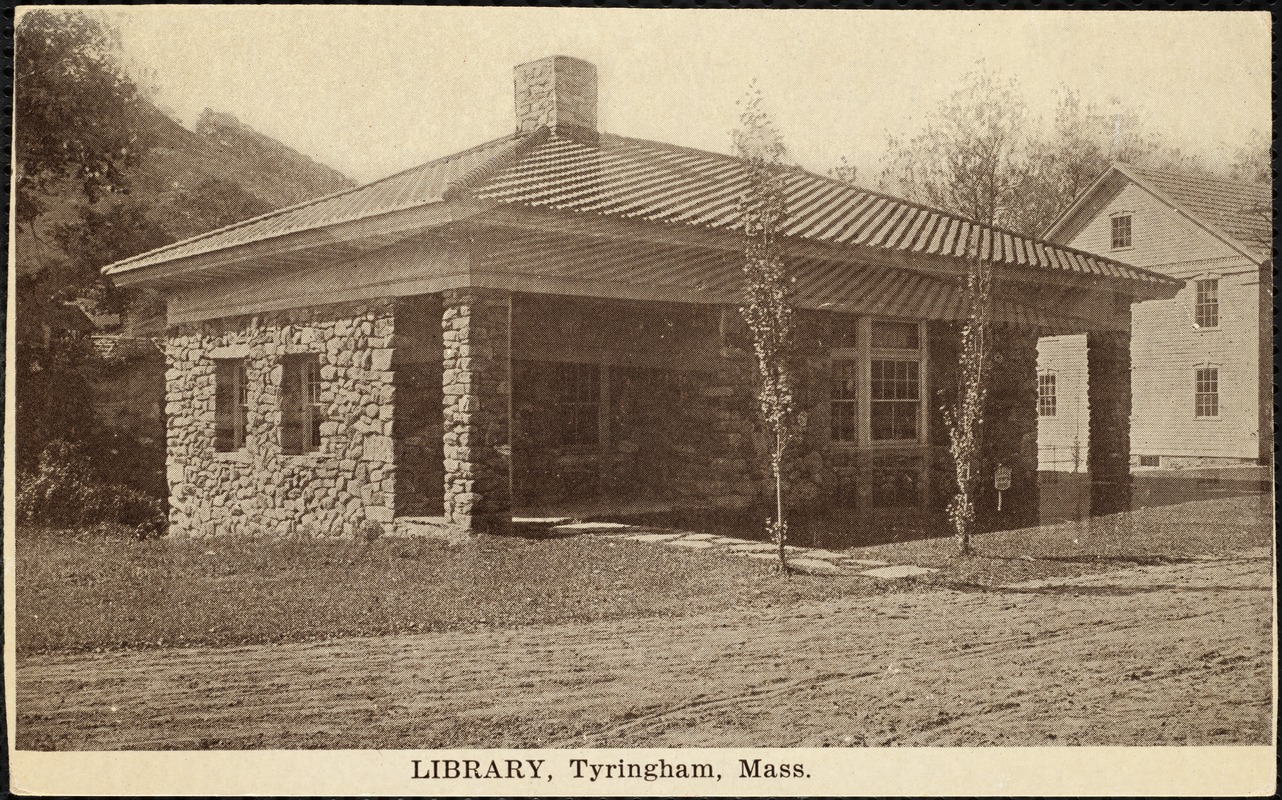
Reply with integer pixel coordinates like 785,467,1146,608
994,464,1012,511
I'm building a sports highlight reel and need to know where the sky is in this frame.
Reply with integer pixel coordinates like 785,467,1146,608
51,7,1273,185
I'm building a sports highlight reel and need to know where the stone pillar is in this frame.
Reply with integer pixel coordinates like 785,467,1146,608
976,323,1040,530
1087,316,1133,516
442,288,512,535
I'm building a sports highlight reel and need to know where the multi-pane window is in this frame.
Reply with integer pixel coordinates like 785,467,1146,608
1194,367,1219,418
869,320,922,443
1195,278,1219,328
870,320,919,350
870,359,920,441
281,354,323,454
1038,372,1057,417
830,359,858,443
1111,214,1132,249
556,362,600,446
214,359,248,452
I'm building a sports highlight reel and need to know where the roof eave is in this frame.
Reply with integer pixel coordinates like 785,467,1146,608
109,199,492,289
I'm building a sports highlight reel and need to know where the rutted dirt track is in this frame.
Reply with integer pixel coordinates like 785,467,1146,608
17,548,1273,749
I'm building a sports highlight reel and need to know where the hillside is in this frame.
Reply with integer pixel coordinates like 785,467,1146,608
15,99,355,282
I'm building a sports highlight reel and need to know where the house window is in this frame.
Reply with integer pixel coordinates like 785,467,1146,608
869,320,922,443
556,362,600,446
1195,278,1219,328
281,354,323,454
1194,367,1219,418
830,359,858,443
1038,372,1057,417
870,359,920,441
1139,455,1161,467
214,359,248,452
1111,214,1132,249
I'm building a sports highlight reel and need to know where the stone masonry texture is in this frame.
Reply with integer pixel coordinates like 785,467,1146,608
1088,316,1134,514
514,56,598,137
442,289,513,534
165,300,400,537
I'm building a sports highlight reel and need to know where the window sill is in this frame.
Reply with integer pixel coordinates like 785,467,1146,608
828,441,929,451
280,451,334,461
213,450,251,463
1192,326,1222,333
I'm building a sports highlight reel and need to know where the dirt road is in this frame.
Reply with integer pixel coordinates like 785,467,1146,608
16,547,1273,749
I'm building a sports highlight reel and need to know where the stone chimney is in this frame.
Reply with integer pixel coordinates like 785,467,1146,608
514,56,597,139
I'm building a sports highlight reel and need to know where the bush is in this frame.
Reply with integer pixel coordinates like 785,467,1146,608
16,440,166,537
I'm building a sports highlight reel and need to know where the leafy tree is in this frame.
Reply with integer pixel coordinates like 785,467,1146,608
880,67,1033,231
734,85,797,572
942,247,994,556
879,64,1230,238
828,156,859,185
14,9,153,229
1229,130,1271,184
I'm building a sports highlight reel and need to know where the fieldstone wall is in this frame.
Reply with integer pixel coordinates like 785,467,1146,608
975,324,1041,529
442,289,512,534
1087,320,1134,515
165,300,401,537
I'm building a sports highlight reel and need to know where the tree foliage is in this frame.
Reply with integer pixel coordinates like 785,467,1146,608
14,9,153,228
734,84,797,572
942,248,994,556
879,63,1258,237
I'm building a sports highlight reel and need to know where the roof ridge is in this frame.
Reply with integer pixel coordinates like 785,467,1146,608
1119,161,1270,194
104,131,523,273
443,127,550,201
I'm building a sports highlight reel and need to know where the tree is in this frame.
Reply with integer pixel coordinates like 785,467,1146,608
941,246,994,556
879,66,1033,231
14,9,153,229
1229,130,1271,185
734,85,797,572
880,65,1225,238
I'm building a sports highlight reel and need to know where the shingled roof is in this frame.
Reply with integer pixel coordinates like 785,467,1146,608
1121,164,1271,260
1046,162,1272,263
104,128,1178,295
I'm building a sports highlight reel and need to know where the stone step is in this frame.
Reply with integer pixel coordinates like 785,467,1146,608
389,516,467,544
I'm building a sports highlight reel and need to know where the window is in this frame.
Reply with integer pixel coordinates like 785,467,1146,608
1194,367,1219,418
1139,455,1161,467
281,354,323,454
1195,278,1219,328
1038,372,1057,417
214,359,248,452
869,320,922,443
871,320,919,350
556,362,600,446
870,359,920,441
1111,214,1132,249
830,359,858,443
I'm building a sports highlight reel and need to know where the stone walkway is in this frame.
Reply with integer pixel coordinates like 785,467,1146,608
538,520,938,578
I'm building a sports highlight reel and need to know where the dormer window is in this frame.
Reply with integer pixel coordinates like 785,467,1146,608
1111,214,1132,249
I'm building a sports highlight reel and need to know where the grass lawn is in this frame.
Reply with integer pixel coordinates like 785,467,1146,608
17,493,1271,656
15,525,871,656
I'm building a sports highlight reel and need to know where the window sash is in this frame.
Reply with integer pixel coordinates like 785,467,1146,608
281,355,322,454
1038,373,1057,417
1195,279,1219,328
829,359,858,443
1111,215,1132,249
870,358,920,442
556,363,601,447
215,359,248,452
1194,367,1219,417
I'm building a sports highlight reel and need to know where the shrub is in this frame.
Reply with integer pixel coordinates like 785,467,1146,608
16,440,166,537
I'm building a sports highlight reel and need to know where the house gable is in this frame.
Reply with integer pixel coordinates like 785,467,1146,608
1058,180,1246,278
